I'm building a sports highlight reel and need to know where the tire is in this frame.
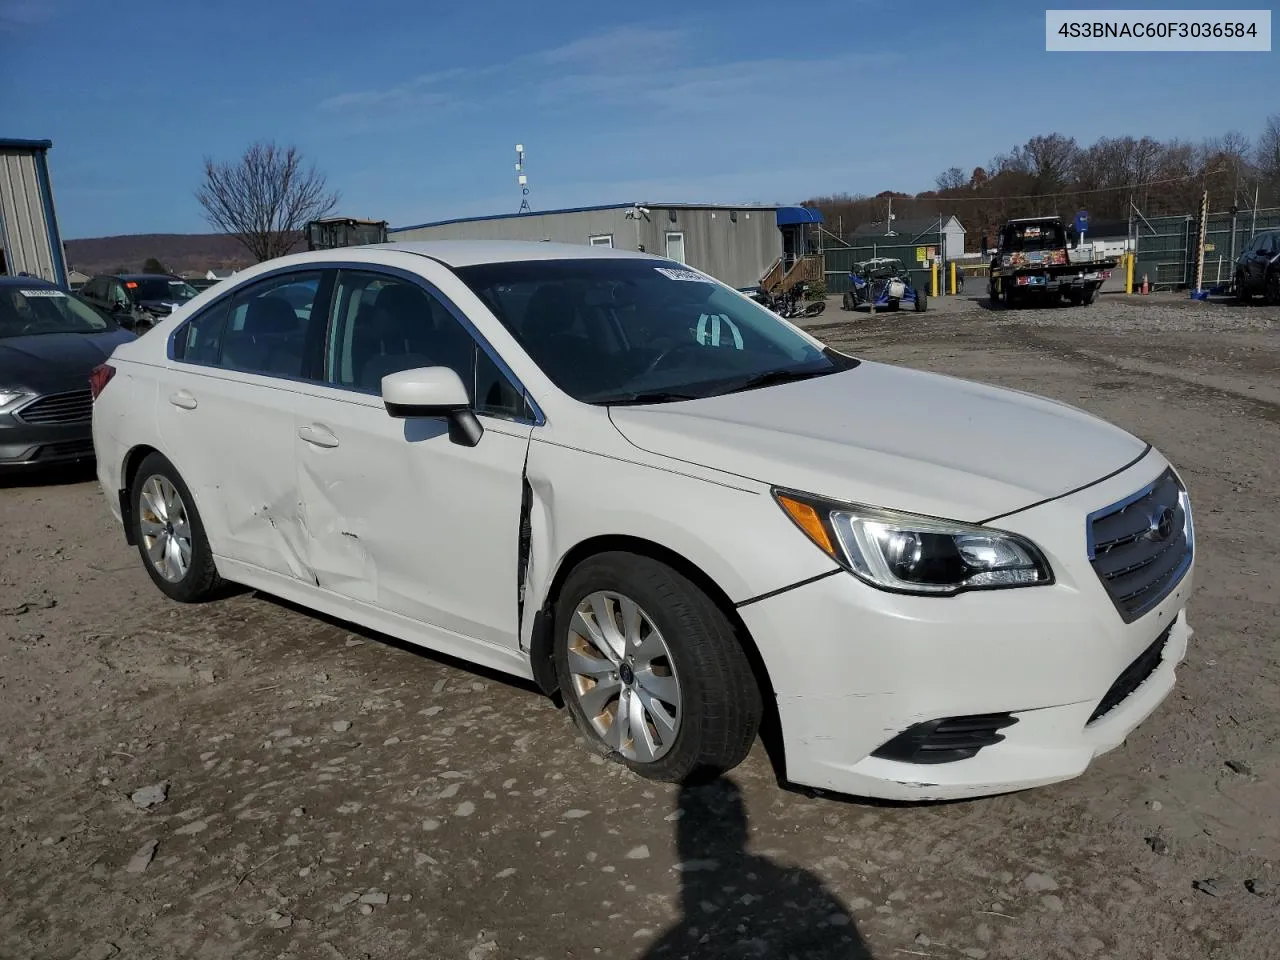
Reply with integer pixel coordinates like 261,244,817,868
1234,272,1253,302
553,552,762,783
914,289,928,312
130,452,222,603
1081,285,1097,306
805,300,826,317
841,291,854,311
1266,269,1280,306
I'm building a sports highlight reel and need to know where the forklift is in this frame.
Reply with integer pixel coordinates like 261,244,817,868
305,217,389,251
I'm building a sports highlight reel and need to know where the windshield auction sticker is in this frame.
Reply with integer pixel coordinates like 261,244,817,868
20,289,68,297
655,267,711,283
1046,9,1271,51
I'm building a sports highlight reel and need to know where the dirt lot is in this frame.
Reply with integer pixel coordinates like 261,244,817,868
2,292,1277,960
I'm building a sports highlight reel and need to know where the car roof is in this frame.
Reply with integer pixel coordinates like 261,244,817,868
380,240,661,268
0,274,58,288
116,273,180,280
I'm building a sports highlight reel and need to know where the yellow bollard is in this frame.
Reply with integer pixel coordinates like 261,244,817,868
950,260,957,295
931,262,939,298
1125,252,1134,294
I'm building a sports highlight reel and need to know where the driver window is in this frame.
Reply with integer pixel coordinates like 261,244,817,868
326,271,524,418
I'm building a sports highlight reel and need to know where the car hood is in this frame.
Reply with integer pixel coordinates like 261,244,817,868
0,328,136,392
607,361,1148,522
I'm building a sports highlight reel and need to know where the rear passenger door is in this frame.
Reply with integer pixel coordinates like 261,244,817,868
157,268,333,582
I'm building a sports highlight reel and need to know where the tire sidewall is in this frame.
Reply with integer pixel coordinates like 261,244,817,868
131,453,215,602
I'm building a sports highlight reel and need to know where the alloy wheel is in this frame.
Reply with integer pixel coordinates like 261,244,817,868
565,591,682,763
138,475,192,582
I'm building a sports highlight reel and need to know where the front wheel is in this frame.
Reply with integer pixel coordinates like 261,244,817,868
553,552,762,783
1266,269,1280,306
914,289,928,312
130,452,223,603
1234,271,1253,301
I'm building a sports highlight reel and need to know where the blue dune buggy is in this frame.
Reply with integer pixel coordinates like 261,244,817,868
840,258,928,312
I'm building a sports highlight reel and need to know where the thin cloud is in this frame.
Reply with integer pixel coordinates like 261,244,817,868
0,0,54,30
319,67,472,111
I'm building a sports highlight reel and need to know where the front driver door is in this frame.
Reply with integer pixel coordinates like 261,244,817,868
291,266,535,652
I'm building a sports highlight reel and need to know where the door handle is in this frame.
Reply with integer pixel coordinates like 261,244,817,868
168,390,197,410
298,423,340,448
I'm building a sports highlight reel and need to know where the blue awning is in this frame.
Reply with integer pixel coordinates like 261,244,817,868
776,206,824,226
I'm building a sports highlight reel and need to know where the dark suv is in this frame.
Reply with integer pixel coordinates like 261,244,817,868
79,273,200,332
1234,229,1280,304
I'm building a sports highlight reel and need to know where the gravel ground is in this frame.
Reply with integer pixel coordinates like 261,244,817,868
2,292,1277,960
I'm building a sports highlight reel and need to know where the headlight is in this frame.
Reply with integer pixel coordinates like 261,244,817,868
774,489,1052,595
0,389,33,410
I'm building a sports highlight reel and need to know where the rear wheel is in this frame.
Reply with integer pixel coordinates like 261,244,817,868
553,552,762,783
914,289,928,312
841,291,855,311
1080,285,1097,306
1266,269,1280,306
130,452,222,603
1234,271,1253,301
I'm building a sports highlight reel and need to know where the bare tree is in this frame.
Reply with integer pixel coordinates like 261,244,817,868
934,167,967,192
195,141,339,263
1257,114,1280,200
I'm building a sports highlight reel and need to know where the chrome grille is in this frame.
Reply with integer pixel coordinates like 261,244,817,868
1087,469,1192,623
17,390,93,425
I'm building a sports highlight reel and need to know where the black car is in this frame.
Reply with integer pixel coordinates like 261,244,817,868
79,272,200,332
1234,229,1280,304
0,276,135,470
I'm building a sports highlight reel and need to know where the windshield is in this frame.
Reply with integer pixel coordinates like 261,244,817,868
131,278,198,301
0,285,115,338
1002,221,1067,252
454,258,855,404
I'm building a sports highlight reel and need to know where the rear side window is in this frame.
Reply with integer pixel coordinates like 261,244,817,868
175,299,230,364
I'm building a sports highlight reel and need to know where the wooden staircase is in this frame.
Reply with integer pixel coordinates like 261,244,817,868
760,254,824,296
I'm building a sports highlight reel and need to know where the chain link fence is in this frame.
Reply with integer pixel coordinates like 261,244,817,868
1132,205,1280,291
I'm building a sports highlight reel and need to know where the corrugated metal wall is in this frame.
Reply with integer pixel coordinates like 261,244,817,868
391,208,635,248
638,208,781,288
389,206,783,289
0,148,59,283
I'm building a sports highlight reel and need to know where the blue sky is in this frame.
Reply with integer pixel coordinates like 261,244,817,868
1,0,1274,238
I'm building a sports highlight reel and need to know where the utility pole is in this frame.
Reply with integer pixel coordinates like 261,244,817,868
1194,189,1209,294
515,144,531,214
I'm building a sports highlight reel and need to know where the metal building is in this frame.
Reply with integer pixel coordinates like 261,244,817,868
390,203,786,289
0,138,68,285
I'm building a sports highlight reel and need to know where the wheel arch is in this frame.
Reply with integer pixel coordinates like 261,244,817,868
117,443,162,545
526,534,777,718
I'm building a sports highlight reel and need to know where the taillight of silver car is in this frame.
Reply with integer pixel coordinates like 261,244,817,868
89,363,116,401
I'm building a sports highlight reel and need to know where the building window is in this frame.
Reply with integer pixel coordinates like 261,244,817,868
665,231,686,263
588,234,613,248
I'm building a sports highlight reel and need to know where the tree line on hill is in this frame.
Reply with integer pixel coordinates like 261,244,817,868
805,116,1280,242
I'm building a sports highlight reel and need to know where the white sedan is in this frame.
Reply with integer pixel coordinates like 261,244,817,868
90,241,1195,801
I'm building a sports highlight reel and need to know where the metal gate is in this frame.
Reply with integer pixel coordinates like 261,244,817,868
821,230,945,295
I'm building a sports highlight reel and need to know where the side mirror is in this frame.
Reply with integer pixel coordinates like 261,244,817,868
381,366,483,447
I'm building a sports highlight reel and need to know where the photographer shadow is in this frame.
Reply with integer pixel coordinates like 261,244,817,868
640,776,873,960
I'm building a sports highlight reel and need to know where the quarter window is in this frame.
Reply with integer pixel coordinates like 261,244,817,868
326,270,526,419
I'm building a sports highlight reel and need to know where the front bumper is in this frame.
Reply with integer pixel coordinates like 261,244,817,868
739,455,1195,801
0,413,95,469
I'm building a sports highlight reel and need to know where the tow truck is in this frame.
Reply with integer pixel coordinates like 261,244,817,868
983,216,1117,307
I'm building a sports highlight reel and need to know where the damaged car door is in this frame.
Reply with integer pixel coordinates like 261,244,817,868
158,269,332,581
291,267,535,652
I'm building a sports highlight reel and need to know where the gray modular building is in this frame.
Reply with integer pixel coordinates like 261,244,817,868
390,203,788,289
0,138,68,285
